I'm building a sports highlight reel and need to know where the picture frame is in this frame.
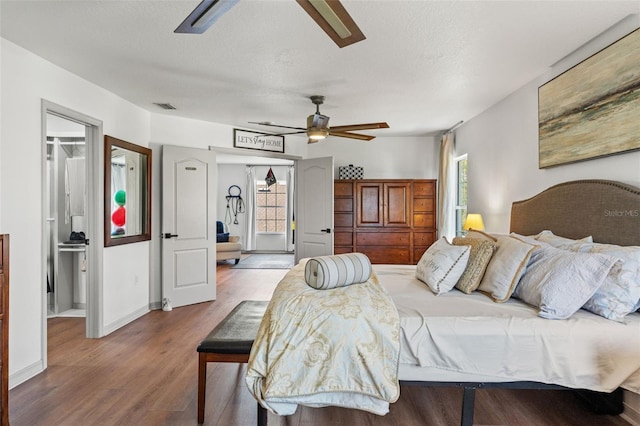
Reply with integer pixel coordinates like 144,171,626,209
538,28,640,168
233,129,285,153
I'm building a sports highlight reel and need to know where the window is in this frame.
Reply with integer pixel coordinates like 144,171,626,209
454,154,468,237
256,180,287,233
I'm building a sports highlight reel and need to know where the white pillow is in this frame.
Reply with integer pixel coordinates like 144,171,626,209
305,252,372,290
513,241,617,319
416,237,470,295
477,235,537,302
570,242,640,322
534,230,593,249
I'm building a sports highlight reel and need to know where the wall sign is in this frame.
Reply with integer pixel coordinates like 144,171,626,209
233,129,285,153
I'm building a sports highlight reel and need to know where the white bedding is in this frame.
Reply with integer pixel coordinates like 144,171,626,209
374,264,640,394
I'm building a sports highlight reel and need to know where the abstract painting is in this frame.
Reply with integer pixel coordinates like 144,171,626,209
538,28,640,168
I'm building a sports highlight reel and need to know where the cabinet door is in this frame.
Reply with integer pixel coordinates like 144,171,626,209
356,182,383,227
384,182,411,227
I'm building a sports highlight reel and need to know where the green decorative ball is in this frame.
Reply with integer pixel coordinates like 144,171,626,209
114,190,126,206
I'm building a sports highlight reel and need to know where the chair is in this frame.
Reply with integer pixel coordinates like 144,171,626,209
216,221,242,264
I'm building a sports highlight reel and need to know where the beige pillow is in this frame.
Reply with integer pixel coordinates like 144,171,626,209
416,237,470,295
534,230,592,249
466,229,498,242
477,235,537,302
452,237,496,294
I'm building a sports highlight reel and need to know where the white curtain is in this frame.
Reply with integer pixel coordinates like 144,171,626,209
244,166,257,251
438,132,455,240
286,165,295,252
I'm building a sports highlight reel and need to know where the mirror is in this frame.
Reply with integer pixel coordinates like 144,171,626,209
104,135,152,247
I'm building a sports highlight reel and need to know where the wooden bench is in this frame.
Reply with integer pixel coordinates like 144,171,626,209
197,300,269,425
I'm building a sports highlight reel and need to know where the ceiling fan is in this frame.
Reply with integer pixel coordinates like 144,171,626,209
175,0,366,48
249,96,389,144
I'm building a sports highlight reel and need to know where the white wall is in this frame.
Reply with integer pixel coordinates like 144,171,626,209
455,18,640,234
307,135,439,180
1,39,152,387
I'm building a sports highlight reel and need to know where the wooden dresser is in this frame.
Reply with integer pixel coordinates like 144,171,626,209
0,234,8,425
334,180,437,264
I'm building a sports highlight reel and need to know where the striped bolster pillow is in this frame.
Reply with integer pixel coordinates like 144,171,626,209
304,253,372,290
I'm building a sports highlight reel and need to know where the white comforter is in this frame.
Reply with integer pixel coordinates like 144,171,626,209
246,260,400,415
375,264,640,394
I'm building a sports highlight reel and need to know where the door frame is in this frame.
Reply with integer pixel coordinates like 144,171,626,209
41,100,103,362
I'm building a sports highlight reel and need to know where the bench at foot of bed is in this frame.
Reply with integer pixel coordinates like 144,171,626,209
196,300,269,425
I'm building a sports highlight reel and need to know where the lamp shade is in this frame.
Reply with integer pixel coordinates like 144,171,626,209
463,213,484,231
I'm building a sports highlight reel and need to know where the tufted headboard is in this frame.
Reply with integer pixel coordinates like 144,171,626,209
510,180,640,246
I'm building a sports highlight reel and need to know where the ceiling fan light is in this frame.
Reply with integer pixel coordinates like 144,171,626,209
308,0,352,39
308,128,329,140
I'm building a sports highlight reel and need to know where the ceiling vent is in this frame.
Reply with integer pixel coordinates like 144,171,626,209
154,102,177,110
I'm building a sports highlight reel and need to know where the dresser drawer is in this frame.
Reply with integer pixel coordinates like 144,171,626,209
413,198,434,213
413,181,435,197
334,181,353,197
334,213,353,228
359,247,410,264
334,231,353,246
334,198,353,212
414,213,435,228
414,231,436,246
356,232,410,246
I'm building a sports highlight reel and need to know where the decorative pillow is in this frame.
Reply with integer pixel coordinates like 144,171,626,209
513,243,617,320
477,235,537,302
216,221,225,234
416,237,470,295
452,237,496,294
466,229,498,242
216,233,230,243
534,230,593,249
570,241,640,322
305,252,372,290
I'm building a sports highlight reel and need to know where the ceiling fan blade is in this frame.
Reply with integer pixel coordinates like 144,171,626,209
248,122,306,131
329,130,375,141
307,138,321,144
270,130,308,136
329,122,389,132
175,0,239,34
296,0,366,48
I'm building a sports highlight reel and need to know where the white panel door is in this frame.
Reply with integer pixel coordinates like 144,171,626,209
295,156,334,263
162,145,217,308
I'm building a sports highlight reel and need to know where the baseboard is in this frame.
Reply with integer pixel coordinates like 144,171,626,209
622,390,640,426
103,305,150,336
9,359,44,390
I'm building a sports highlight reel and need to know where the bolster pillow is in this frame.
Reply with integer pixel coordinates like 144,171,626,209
304,253,372,290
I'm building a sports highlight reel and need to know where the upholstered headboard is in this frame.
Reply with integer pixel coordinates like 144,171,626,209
510,180,640,246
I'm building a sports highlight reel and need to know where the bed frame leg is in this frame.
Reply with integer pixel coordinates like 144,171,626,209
258,402,267,426
461,386,476,426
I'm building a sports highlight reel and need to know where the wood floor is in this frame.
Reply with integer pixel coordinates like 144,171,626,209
9,261,631,426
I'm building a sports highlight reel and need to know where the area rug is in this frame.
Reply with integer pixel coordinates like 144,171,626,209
231,253,294,269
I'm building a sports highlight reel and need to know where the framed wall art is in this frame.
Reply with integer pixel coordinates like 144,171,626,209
538,28,640,168
233,129,285,153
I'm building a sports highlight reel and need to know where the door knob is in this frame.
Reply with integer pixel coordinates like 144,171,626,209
320,228,331,234
163,233,179,239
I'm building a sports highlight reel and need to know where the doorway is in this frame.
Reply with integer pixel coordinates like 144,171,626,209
42,100,103,365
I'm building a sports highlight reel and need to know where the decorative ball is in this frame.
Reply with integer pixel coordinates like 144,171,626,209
114,190,126,206
112,206,126,227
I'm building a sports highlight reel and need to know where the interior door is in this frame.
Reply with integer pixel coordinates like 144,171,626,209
295,157,334,263
162,145,217,308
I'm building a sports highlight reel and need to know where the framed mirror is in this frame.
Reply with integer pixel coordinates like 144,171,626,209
104,135,152,247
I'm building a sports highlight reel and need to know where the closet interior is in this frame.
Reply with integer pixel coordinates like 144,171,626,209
46,114,87,318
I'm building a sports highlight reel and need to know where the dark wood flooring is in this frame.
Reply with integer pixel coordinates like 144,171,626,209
9,261,631,425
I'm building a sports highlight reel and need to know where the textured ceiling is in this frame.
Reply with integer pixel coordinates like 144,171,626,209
1,1,638,138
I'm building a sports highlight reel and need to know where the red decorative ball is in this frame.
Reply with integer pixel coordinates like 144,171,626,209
112,206,126,227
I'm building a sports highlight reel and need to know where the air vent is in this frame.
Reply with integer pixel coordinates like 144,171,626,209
154,102,177,110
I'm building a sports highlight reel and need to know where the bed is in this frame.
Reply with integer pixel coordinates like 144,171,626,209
247,179,640,425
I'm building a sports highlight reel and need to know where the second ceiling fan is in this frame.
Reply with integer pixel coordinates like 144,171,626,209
250,96,389,144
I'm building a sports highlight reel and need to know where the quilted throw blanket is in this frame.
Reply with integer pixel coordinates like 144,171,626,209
246,260,400,416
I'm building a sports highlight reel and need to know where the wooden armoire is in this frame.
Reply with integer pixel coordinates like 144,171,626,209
0,235,8,425
334,179,437,264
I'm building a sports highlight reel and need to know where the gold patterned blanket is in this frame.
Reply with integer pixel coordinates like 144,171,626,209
245,260,400,416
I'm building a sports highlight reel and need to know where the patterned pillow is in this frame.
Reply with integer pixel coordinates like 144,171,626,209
452,237,496,294
305,252,372,290
513,243,617,319
477,235,537,302
416,237,470,295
